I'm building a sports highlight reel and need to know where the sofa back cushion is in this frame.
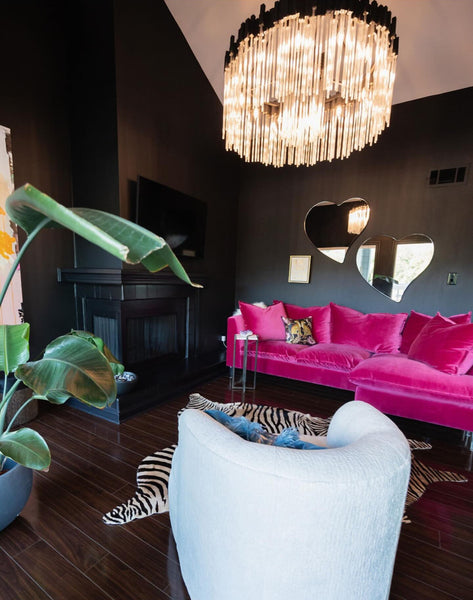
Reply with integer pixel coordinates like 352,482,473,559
408,314,473,375
330,303,407,354
239,301,287,340
274,301,331,343
400,310,472,354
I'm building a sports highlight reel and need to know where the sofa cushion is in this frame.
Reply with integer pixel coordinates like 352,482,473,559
274,301,331,343
350,354,473,402
408,314,473,375
330,303,407,353
247,340,308,361
239,301,287,340
294,343,372,371
400,310,472,353
281,317,316,345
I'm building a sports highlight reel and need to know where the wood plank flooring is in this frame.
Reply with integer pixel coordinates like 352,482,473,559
0,374,471,599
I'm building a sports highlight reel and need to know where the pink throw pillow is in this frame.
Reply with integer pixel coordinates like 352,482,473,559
330,303,407,354
273,301,331,343
400,310,472,354
408,314,473,374
239,301,287,340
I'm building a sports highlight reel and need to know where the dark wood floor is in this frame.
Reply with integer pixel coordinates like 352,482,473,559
0,374,472,599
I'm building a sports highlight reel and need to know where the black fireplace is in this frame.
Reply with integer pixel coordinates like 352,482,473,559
59,267,227,422
58,267,201,367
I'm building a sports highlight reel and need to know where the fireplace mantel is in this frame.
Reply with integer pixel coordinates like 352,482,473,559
58,267,205,288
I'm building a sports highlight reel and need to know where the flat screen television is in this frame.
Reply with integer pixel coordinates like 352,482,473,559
135,176,207,259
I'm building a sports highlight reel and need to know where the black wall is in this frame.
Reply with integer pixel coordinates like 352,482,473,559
235,87,473,317
68,0,121,269
0,0,240,357
113,0,240,351
0,1,75,356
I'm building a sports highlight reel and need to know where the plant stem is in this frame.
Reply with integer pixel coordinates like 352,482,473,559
0,217,50,307
4,394,36,434
0,376,22,433
0,374,21,406
3,369,8,403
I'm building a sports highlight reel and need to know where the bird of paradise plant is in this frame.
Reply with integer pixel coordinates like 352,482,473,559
0,183,199,472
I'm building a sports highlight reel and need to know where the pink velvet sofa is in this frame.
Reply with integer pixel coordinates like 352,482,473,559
226,301,473,436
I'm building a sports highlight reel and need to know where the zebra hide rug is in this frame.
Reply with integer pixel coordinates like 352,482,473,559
102,393,467,526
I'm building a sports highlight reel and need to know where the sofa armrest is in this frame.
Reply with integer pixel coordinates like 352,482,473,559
226,314,246,367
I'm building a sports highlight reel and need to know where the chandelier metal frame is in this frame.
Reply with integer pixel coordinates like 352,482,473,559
222,0,399,167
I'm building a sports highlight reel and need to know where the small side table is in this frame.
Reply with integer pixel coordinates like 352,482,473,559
231,334,259,392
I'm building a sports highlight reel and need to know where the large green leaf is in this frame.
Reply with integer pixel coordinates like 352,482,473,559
6,184,202,288
0,427,51,469
0,324,30,374
15,335,116,408
69,330,125,376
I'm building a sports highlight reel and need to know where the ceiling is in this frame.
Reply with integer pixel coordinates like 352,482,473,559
164,0,473,106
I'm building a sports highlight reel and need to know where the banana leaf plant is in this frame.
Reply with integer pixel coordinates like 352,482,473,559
0,183,200,471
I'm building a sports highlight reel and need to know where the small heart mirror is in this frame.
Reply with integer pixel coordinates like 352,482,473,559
356,234,434,302
305,198,370,263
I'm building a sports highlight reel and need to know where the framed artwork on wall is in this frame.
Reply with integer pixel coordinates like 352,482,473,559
0,125,23,324
288,255,311,283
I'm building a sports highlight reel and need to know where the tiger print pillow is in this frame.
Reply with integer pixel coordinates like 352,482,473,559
281,316,316,345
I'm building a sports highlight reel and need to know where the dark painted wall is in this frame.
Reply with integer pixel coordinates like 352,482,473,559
68,0,121,269
235,87,473,317
0,1,75,356
113,0,241,350
0,0,240,358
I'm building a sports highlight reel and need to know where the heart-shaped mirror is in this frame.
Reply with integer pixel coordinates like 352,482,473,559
356,234,434,302
305,198,370,263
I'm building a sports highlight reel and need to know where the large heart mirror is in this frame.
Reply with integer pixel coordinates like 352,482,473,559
305,198,370,263
356,234,434,302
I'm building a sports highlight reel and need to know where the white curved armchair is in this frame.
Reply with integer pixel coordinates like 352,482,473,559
169,400,411,600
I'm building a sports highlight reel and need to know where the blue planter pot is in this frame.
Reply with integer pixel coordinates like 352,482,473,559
0,458,33,531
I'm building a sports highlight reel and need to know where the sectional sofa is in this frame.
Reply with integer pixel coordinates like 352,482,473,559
226,301,473,438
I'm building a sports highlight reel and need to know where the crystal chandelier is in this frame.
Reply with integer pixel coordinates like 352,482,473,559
347,203,370,234
222,0,399,168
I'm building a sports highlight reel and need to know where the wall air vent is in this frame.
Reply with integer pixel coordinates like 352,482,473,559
429,166,467,186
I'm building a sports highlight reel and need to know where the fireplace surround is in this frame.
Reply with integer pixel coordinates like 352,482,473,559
58,267,217,421
58,267,201,366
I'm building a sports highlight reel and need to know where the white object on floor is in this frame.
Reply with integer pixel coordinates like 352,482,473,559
169,400,411,600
